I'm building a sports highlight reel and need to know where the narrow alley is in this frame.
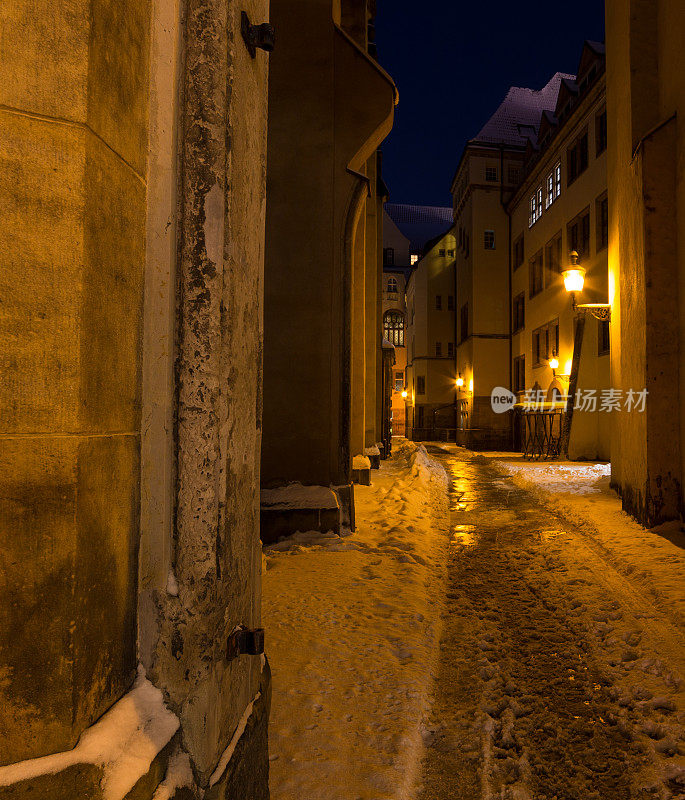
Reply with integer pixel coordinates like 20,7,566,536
418,447,685,800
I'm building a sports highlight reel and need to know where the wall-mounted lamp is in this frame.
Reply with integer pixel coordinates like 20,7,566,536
548,355,559,372
563,251,611,321
401,390,408,399
456,375,464,388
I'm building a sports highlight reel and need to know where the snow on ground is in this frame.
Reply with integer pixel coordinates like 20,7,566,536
487,453,685,629
262,440,449,800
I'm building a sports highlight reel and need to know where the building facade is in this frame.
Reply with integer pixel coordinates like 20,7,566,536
508,43,610,460
404,229,458,440
1,0,271,797
261,0,397,537
606,0,685,526
451,78,568,449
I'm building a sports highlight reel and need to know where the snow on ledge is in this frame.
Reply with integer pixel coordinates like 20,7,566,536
353,455,371,470
364,445,380,457
261,483,339,510
0,666,180,799
209,692,261,787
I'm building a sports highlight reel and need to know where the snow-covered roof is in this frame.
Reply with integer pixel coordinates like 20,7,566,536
472,72,574,148
384,203,454,254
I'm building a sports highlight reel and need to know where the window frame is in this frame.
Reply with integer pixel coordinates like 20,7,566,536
484,229,496,250
383,310,405,347
512,291,525,333
529,248,544,298
596,192,609,252
513,354,526,393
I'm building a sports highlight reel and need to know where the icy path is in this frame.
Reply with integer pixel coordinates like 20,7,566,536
262,442,450,800
417,447,685,800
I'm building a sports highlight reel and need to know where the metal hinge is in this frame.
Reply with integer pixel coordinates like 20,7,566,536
241,11,275,58
227,626,265,661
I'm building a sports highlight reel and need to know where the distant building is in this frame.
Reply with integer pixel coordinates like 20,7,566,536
451,74,568,448
508,42,609,460
606,1,685,526
404,228,458,440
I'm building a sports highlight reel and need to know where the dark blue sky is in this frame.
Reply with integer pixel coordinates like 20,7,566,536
375,1,606,207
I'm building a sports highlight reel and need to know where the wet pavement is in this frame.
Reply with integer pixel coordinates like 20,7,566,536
417,446,685,800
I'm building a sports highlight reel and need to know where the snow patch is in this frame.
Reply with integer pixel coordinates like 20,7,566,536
0,666,180,799
209,693,261,788
364,445,380,457
261,483,339,510
352,455,371,470
151,746,193,800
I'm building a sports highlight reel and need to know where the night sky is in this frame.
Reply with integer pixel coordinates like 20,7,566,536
375,1,606,208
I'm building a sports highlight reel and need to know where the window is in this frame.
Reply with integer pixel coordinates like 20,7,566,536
568,208,591,258
532,319,559,366
447,342,454,358
485,166,498,182
529,249,544,298
545,231,563,284
513,355,526,393
484,230,496,250
545,161,562,208
383,310,405,346
513,234,525,270
447,248,455,257
447,295,454,311
416,376,426,395
435,295,442,310
529,185,543,226
410,254,419,265
387,276,398,293
597,193,609,251
435,342,442,357
568,129,589,184
513,292,525,333
598,319,610,355
394,371,404,392
438,249,446,257
508,165,521,185
596,109,607,155
460,303,469,343
383,247,394,266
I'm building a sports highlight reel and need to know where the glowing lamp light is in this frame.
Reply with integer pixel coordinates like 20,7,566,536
562,251,585,293
456,376,464,388
401,390,408,399
468,378,474,393
549,356,559,370
564,359,573,376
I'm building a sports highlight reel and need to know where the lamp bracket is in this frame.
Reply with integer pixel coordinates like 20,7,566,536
577,303,611,322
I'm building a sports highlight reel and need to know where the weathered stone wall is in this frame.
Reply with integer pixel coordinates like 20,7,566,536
0,0,150,764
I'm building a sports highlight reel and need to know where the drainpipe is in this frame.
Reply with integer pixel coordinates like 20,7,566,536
499,144,514,450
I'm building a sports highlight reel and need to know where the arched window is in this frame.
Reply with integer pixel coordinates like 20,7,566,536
387,277,398,293
384,310,404,346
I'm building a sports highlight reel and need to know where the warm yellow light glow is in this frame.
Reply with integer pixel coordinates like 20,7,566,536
549,357,559,370
456,377,464,387
468,378,474,393
410,254,419,265
562,267,585,293
564,359,573,376
401,390,408,399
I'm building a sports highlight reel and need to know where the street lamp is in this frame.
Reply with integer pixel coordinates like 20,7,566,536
563,251,611,321
548,355,559,371
401,389,408,399
456,375,464,388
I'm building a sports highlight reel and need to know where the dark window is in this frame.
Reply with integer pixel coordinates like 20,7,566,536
485,166,498,182
417,405,425,426
394,371,404,391
597,194,609,251
567,129,589,184
568,208,591,259
513,292,525,333
460,303,469,343
383,310,404,346
545,232,563,284
598,319,610,355
596,109,608,155
387,276,398,293
447,295,454,311
513,234,525,270
508,165,520,185
447,249,455,257
438,249,446,257
513,355,526,393
447,342,454,358
416,376,426,395
529,249,544,297
435,341,442,357
533,319,559,366
383,247,395,266
484,230,496,250
435,295,442,310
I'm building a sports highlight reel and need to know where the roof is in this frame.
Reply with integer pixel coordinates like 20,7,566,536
384,203,454,254
472,72,575,148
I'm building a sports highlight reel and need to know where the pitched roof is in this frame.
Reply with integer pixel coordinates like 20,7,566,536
472,72,575,148
384,203,454,253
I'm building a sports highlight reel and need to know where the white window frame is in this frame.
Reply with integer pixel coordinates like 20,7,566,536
529,185,543,227
545,161,562,209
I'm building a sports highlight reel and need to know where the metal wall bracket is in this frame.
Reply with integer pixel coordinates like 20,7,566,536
577,303,612,322
241,11,275,58
227,626,265,661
